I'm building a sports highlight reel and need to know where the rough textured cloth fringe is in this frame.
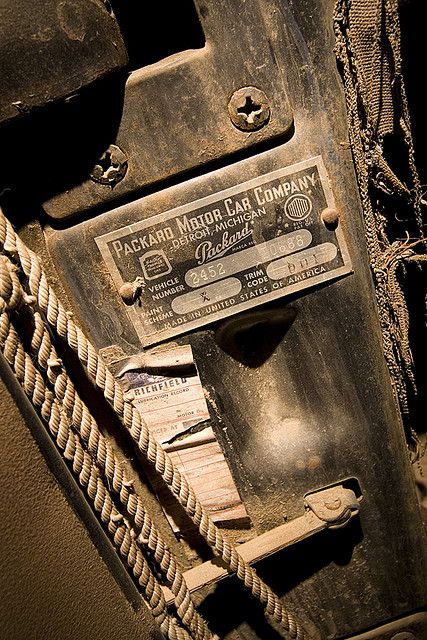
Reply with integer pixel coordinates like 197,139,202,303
334,0,426,456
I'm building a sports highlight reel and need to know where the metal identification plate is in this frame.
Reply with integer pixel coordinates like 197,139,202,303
96,157,352,345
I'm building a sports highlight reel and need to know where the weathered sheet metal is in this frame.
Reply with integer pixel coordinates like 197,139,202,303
0,0,127,125
42,1,426,637
1,0,425,638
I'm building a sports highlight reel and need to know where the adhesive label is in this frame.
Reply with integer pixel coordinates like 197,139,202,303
117,345,248,529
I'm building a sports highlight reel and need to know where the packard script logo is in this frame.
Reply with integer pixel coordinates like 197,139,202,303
194,222,253,265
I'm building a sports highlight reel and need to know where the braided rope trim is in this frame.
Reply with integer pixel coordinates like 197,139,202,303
0,253,213,640
0,209,312,640
0,261,190,640
29,310,212,640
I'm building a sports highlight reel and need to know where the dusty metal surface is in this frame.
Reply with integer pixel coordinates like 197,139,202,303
39,0,294,219
162,484,361,603
0,0,425,638
43,0,426,637
0,0,127,126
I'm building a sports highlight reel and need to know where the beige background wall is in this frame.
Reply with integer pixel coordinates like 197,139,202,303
0,357,160,640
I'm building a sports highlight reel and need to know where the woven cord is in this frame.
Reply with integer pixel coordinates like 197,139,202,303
0,253,213,640
28,304,213,640
0,208,312,640
0,257,191,640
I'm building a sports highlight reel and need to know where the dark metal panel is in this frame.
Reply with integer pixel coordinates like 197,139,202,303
0,0,127,126
46,153,427,638
45,79,426,640
40,0,426,637
41,0,294,219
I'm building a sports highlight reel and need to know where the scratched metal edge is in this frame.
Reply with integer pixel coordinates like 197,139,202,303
95,155,353,346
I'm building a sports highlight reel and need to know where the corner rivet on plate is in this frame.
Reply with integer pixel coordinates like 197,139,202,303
321,207,340,229
119,282,136,305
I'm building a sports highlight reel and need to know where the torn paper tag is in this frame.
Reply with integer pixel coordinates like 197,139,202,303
114,345,249,531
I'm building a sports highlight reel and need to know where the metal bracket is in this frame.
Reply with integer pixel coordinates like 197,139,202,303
41,0,294,219
304,484,360,529
162,483,361,603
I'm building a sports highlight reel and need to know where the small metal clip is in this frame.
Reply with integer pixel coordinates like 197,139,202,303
304,485,360,529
